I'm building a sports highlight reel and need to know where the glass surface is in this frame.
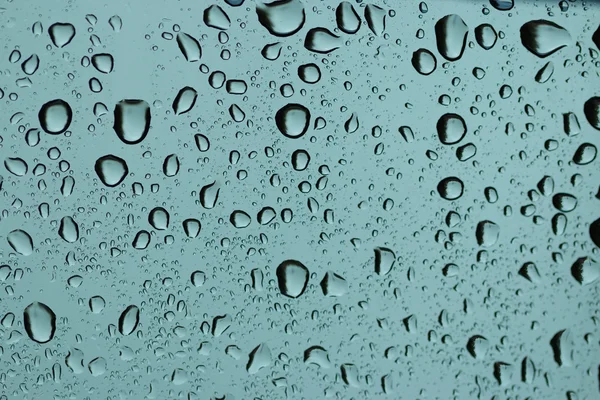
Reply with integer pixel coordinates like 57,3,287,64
1,0,599,399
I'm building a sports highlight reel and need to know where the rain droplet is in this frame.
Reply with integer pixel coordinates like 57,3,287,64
4,157,28,176
291,149,310,171
230,210,251,228
7,229,33,256
435,14,468,61
489,0,513,11
200,181,220,209
132,230,151,249
23,302,56,343
162,154,180,177
113,100,151,144
476,220,499,247
550,329,574,367
573,143,596,165
437,113,467,145
374,247,395,275
149,207,169,230
535,61,554,83
466,335,489,359
344,113,359,133
364,4,386,36
583,97,600,131
276,103,310,139
48,22,75,48
21,54,40,75
304,28,341,54
176,33,202,62
412,49,437,75
95,155,128,187
320,271,348,297
91,53,114,74
89,296,105,313
276,260,309,298
571,257,599,285
59,216,79,243
246,343,272,374
118,305,140,336
437,177,464,200
203,5,231,30
261,42,282,60
256,0,305,37
172,86,198,115
182,219,201,238
552,193,577,212
475,24,497,50
298,63,321,84
336,1,360,34
38,99,73,134
520,20,571,58
108,15,122,32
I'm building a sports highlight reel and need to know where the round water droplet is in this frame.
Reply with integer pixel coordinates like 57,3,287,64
149,207,169,230
437,113,467,145
38,99,73,134
298,63,321,84
276,259,309,298
256,0,306,37
118,305,140,336
276,103,310,139
412,48,436,75
89,296,106,313
191,270,206,287
7,229,34,256
257,207,276,225
573,143,596,165
437,177,464,200
571,257,600,285
475,24,497,50
113,100,151,144
552,193,577,212
476,220,499,247
520,20,571,58
23,302,56,343
95,155,129,187
230,210,251,228
91,53,114,74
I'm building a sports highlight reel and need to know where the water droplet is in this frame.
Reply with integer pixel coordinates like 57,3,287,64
291,149,310,171
95,155,129,187
88,357,107,376
191,270,206,287
304,28,341,54
176,33,202,62
344,113,359,133
38,99,73,134
551,329,574,367
341,363,361,387
200,181,220,209
364,4,386,36
476,220,499,247
91,53,114,74
59,216,79,243
108,15,122,32
489,0,513,11
467,335,489,359
162,154,180,177
475,24,497,50
246,343,272,374
412,49,436,75
204,5,231,30
21,54,40,75
276,103,310,138
437,177,464,200
149,207,169,230
535,61,554,83
48,22,75,48
172,86,198,115
520,20,571,58
24,302,56,343
261,42,282,60
132,230,151,249
298,63,321,84
519,262,541,283
320,271,347,297
276,260,309,298
89,296,105,313
113,100,151,144
437,113,467,145
583,97,600,131
374,247,395,275
4,157,28,176
182,219,201,238
573,143,596,165
571,257,599,285
336,1,360,34
256,0,305,37
552,193,577,212
118,305,140,336
435,14,468,61
230,210,251,228
7,229,33,256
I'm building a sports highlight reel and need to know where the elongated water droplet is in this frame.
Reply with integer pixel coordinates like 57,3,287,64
182,219,201,238
374,247,395,275
261,42,282,60
24,302,56,343
204,5,231,30
336,2,360,34
118,305,140,336
490,0,513,11
552,193,577,212
364,4,386,36
535,61,554,83
200,181,220,209
435,14,468,61
176,33,202,62
573,143,596,165
162,154,180,177
476,220,499,247
4,157,28,176
59,216,79,243
7,229,34,256
475,24,497,50
520,20,571,58
172,86,198,115
132,230,151,249
113,100,151,144
21,54,40,75
583,97,600,131
304,28,341,54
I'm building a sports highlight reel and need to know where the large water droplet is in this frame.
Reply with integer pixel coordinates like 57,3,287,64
38,99,73,134
336,2,360,34
590,218,600,248
489,0,513,11
276,260,309,298
149,207,169,230
435,14,468,61
182,219,201,238
550,329,574,367
91,53,114,74
7,229,34,256
364,4,386,36
162,154,180,177
48,22,75,48
573,143,596,165
437,177,464,200
22,54,40,75
571,257,599,285
89,296,106,313
583,97,600,131
132,230,151,249
200,181,220,209
172,86,198,115
230,210,251,228
95,155,129,187
374,247,395,275
291,149,310,171
4,157,28,176
59,216,79,243
246,343,272,374
520,20,571,58
304,28,341,54
118,305,140,336
24,302,56,343
176,33,202,62
113,100,151,144
552,193,577,212
276,103,310,138
467,335,489,359
256,0,305,37
412,48,436,75
476,220,499,247
437,113,467,144
298,63,321,84
475,24,497,50
203,5,231,30
320,271,348,297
